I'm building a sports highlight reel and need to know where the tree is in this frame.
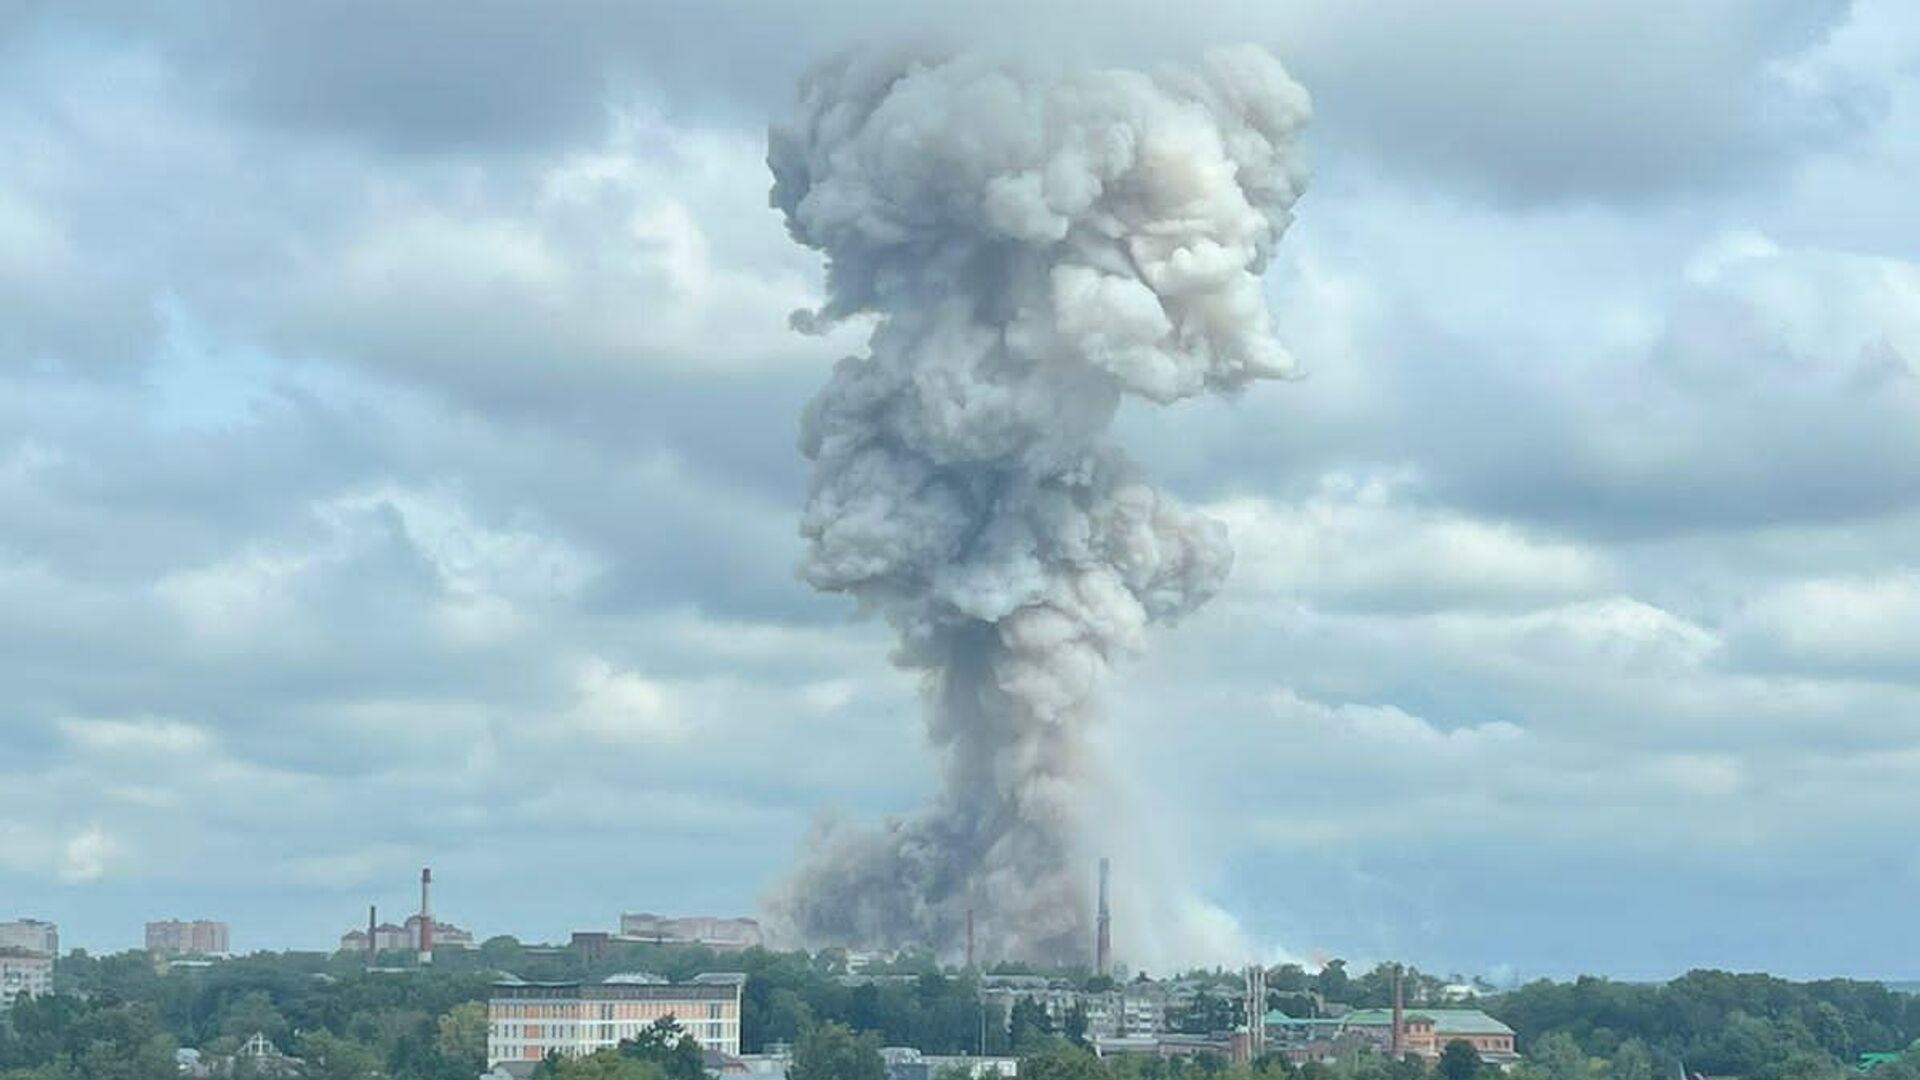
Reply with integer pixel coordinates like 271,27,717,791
1064,1004,1090,1049
1272,965,1311,993
437,1000,489,1072
1270,993,1318,1020
1296,1062,1337,1080
619,1017,706,1080
789,1023,886,1080
216,990,289,1045
299,1030,384,1080
1171,992,1241,1036
1315,962,1351,1006
1752,1050,1850,1080
1011,996,1055,1051
1439,1039,1485,1080
1608,1038,1653,1080
1530,1032,1596,1080
1020,1043,1112,1080
539,1048,670,1080
1250,1051,1298,1078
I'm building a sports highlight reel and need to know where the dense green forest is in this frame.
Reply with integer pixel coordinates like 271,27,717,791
1,942,1915,1080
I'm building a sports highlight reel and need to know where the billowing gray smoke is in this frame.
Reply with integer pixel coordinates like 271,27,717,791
766,46,1310,964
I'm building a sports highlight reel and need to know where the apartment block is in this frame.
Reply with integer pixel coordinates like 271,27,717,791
0,948,53,1010
0,920,58,959
145,920,230,957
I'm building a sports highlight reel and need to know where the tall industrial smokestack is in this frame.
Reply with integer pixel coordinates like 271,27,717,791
418,867,433,966
1095,858,1112,977
366,905,377,969
965,907,976,971
765,44,1312,964
1246,963,1268,1060
1391,964,1405,1057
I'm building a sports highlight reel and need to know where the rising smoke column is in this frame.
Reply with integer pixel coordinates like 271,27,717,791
767,46,1310,963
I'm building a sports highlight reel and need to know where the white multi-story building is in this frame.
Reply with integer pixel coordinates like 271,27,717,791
0,948,53,1009
1083,989,1168,1039
979,976,1171,1041
0,920,58,958
487,973,745,1068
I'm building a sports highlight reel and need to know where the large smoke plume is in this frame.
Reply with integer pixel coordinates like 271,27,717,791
766,46,1310,964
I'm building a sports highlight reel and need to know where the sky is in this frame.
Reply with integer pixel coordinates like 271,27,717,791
1,0,1917,982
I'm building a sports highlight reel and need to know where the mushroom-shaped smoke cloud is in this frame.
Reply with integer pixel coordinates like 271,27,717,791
766,45,1310,964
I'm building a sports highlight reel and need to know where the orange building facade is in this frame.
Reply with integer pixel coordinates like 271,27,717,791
487,974,744,1066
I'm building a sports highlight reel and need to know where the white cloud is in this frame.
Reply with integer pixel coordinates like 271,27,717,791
1731,572,1920,678
59,825,116,883
153,549,313,644
277,111,864,389
1638,752,1747,798
1213,472,1606,612
58,717,211,756
564,656,687,745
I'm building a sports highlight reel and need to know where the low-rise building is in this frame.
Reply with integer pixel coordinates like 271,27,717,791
735,1046,1016,1080
339,918,474,955
617,914,763,950
145,919,230,957
1265,1008,1517,1067
1093,1033,1237,1061
0,947,54,1009
1342,1008,1517,1064
979,975,1178,1042
0,919,58,958
879,1047,1022,1080
486,972,745,1067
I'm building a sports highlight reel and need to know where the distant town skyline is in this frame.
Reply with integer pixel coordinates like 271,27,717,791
3,1,1919,983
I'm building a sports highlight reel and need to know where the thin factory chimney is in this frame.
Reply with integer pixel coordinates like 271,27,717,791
1391,964,1405,1057
965,907,975,970
366,905,377,968
1095,857,1112,977
418,867,433,966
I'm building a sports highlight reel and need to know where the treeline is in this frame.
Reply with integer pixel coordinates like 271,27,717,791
1492,970,1920,1080
5,942,1919,1080
2,950,492,1079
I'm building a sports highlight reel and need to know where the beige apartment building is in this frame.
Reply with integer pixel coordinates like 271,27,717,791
487,973,744,1067
0,920,58,958
145,919,230,956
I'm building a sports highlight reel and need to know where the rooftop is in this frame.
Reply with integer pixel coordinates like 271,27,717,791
1342,1009,1514,1036
1264,1011,1346,1027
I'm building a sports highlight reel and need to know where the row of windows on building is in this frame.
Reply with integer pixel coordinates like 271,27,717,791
492,1021,729,1043
491,1001,730,1021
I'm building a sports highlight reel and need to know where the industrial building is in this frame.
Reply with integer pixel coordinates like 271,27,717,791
617,914,764,950
339,916,474,955
337,867,474,964
1342,1008,1518,1063
1264,1008,1517,1066
145,919,230,957
0,919,58,958
486,972,745,1067
0,948,53,1010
